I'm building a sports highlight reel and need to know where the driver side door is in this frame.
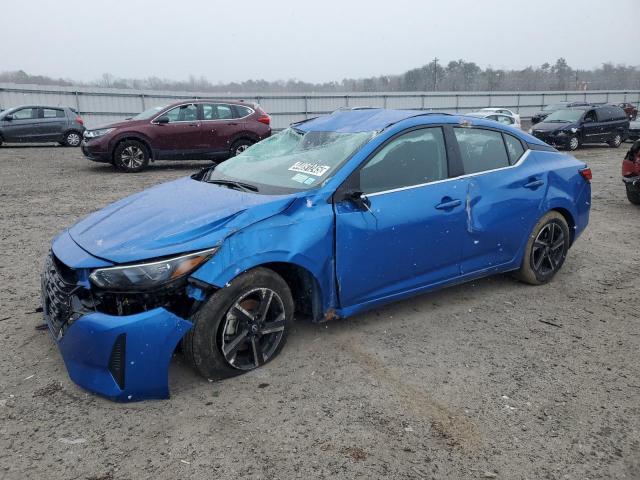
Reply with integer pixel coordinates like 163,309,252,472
151,103,205,159
334,126,468,308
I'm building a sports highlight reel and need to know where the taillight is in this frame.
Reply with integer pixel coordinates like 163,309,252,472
257,115,270,125
75,116,84,126
580,167,592,182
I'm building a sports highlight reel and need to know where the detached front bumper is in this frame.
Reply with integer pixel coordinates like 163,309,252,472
41,234,194,402
46,308,191,402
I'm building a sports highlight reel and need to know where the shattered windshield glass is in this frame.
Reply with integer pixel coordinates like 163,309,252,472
207,127,375,193
131,105,168,120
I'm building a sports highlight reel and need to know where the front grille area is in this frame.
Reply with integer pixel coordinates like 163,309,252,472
41,253,81,338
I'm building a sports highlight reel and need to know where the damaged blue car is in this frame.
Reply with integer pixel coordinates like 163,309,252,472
41,109,591,401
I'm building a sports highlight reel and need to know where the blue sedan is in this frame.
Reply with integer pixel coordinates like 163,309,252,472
41,109,591,401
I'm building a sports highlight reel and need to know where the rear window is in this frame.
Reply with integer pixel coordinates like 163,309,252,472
234,105,253,118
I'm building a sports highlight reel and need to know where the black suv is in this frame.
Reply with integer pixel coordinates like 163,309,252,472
529,104,629,151
531,101,593,125
0,106,85,147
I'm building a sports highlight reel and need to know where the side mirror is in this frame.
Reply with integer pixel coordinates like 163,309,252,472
3,114,13,121
156,116,169,125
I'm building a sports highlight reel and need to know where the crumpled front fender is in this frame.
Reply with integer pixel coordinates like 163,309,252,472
57,307,192,402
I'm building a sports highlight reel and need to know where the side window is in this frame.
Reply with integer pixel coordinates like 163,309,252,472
216,105,233,120
454,128,510,174
202,104,239,120
12,108,37,120
359,127,448,194
503,133,525,165
584,110,597,123
202,104,216,120
496,115,514,125
595,108,610,122
43,108,64,118
164,104,198,122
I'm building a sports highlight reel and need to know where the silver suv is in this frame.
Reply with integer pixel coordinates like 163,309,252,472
0,106,85,147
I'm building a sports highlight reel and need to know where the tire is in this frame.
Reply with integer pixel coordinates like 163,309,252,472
608,133,623,148
183,267,294,381
63,131,82,147
626,184,640,205
229,139,254,157
567,135,580,151
514,211,570,285
113,140,149,173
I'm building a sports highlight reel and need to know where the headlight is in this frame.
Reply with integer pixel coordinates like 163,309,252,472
89,248,218,290
528,128,533,134
84,128,115,139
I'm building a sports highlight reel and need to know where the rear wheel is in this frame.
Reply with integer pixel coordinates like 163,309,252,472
63,131,82,147
183,267,294,381
230,139,254,157
515,211,570,285
608,134,623,148
113,140,149,173
626,183,640,205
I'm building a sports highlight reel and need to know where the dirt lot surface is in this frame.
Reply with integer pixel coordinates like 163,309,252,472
0,144,639,480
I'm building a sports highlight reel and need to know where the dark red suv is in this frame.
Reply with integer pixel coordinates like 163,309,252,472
81,100,271,172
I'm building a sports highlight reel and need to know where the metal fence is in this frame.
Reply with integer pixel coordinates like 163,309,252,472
1,83,639,130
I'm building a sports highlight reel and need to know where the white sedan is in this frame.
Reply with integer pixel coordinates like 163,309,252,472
479,108,522,129
466,110,522,129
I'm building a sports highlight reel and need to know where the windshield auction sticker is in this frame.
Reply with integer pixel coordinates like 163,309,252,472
288,161,330,177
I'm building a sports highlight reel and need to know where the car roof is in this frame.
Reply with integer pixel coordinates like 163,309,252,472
296,109,447,133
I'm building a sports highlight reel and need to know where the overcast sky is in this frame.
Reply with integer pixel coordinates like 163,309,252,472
4,0,639,84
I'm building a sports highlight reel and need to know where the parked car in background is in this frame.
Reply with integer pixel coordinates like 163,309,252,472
622,140,640,204
0,106,85,147
479,108,522,128
529,104,629,150
627,120,640,141
531,101,592,125
466,110,520,128
618,102,638,120
81,100,271,173
41,108,591,401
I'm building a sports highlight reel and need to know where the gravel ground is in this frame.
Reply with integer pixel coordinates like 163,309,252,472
0,143,639,480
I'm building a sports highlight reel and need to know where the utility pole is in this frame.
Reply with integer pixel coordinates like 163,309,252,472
433,57,439,91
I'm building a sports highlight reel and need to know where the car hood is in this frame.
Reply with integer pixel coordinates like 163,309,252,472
68,177,294,263
531,121,577,132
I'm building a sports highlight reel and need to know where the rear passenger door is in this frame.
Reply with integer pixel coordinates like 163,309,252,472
39,108,68,141
200,103,246,156
453,127,545,274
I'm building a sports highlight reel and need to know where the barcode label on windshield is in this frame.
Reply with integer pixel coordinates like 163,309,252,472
288,161,330,177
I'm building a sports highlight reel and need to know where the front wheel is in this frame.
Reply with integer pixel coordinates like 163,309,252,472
567,135,580,151
183,267,294,381
63,131,82,147
626,183,640,205
608,134,623,148
514,211,570,285
113,140,150,173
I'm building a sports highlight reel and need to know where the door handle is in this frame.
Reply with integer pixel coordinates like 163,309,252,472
229,122,239,126
188,123,200,127
435,198,461,210
523,179,544,189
